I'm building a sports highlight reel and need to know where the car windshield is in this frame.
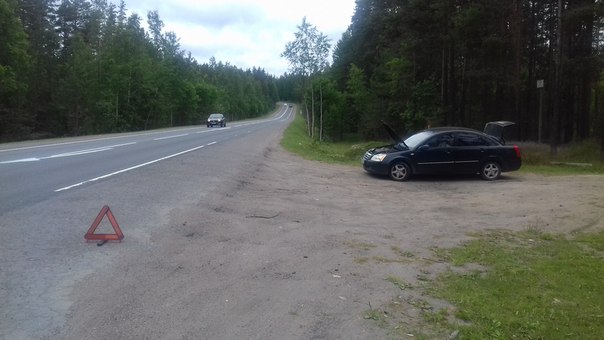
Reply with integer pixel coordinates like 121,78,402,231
403,131,434,149
209,114,222,118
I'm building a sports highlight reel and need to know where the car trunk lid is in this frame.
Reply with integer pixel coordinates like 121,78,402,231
484,121,515,144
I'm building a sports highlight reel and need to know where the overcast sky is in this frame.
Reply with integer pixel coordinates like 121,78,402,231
123,0,356,76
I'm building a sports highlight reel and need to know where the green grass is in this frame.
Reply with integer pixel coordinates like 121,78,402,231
428,230,604,339
520,164,604,175
281,113,384,165
281,113,604,175
519,140,604,175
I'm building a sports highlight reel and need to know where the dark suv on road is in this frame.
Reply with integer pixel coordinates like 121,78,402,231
207,113,226,127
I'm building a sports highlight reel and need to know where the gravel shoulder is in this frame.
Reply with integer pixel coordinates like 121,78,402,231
57,140,604,339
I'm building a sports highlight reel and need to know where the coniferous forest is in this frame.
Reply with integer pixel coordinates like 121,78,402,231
323,0,604,150
1,0,279,141
2,0,604,155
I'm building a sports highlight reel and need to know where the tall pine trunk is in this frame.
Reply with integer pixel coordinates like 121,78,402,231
551,0,562,157
311,83,315,139
511,0,523,139
319,83,323,142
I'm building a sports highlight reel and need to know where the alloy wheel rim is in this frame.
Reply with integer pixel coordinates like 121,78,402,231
392,165,407,180
484,164,499,179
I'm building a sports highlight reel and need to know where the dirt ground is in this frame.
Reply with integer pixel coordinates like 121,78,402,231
56,142,604,339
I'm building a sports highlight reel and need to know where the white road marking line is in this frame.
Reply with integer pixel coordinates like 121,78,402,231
0,142,137,164
0,136,138,153
0,158,40,164
153,133,189,141
1,147,112,163
107,142,137,148
0,130,191,153
195,126,231,134
54,142,217,192
47,147,114,158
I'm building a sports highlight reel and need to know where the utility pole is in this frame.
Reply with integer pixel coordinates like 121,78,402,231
551,0,562,157
537,80,544,143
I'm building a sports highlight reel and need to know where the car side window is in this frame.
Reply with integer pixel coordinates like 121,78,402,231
426,133,454,148
455,132,490,147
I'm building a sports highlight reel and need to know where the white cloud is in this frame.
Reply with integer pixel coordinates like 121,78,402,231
123,0,356,76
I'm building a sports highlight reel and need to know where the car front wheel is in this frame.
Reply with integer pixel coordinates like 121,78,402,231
480,161,501,180
389,162,411,181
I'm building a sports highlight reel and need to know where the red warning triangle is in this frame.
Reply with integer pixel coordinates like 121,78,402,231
85,205,124,241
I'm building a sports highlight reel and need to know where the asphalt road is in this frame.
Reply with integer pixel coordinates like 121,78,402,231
0,104,294,338
0,105,294,215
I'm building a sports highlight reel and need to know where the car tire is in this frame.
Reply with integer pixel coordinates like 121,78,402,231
389,162,411,181
480,161,501,180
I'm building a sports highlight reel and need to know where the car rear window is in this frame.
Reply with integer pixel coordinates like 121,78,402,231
454,132,496,146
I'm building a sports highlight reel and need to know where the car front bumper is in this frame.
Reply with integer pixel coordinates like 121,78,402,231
362,160,390,176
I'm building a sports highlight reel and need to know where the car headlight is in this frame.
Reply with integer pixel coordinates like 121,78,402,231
370,153,387,162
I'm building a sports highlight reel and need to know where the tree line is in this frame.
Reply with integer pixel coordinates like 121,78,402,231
286,0,604,156
3,0,604,156
0,0,279,142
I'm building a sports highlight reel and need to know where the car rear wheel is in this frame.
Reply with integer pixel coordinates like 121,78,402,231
389,162,411,181
481,161,501,180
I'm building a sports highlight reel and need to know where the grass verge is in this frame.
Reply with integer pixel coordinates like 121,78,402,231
428,230,604,339
281,113,384,166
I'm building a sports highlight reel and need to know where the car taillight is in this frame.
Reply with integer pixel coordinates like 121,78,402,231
514,145,521,158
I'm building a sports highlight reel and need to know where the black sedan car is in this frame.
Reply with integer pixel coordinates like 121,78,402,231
363,121,521,181
207,113,226,127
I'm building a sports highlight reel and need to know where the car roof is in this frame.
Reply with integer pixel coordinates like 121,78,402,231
422,126,480,133
381,121,507,144
424,126,480,132
419,127,500,142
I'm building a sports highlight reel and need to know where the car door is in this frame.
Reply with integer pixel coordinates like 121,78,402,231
451,131,493,173
413,133,455,174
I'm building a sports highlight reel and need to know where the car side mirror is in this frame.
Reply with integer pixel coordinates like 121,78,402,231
418,145,430,151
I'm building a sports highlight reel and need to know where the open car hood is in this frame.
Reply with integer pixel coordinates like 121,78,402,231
484,121,515,143
381,120,403,143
